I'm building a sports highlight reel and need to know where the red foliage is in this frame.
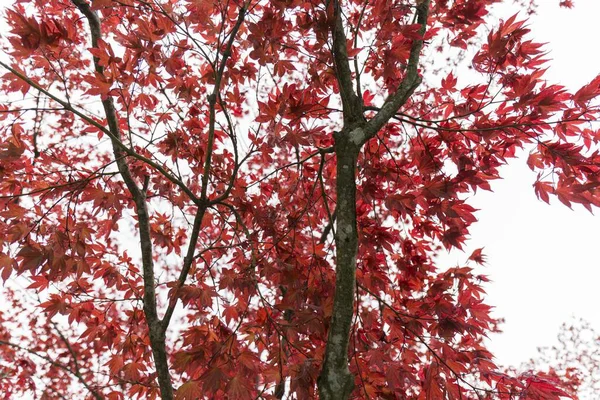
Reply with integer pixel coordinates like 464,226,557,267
0,0,598,398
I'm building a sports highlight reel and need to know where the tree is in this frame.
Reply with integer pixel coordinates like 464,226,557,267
0,0,598,398
518,319,600,399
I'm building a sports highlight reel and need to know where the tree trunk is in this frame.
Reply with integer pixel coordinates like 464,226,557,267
317,131,360,400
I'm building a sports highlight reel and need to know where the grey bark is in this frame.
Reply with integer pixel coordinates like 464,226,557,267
71,0,174,397
317,1,431,399
70,2,248,398
317,131,360,400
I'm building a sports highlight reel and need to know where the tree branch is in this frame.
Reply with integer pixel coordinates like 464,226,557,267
0,339,103,400
201,2,248,202
69,0,172,397
362,0,431,143
0,60,202,207
330,0,364,125
160,208,205,330
352,0,369,105
161,1,248,332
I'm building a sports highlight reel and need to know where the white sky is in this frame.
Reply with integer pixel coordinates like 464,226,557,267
439,0,600,368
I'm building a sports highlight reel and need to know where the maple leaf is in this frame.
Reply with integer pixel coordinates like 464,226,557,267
175,381,202,400
17,245,46,272
468,248,487,265
573,75,600,106
27,275,49,290
523,374,572,399
202,368,225,393
6,10,42,51
121,362,145,382
226,375,250,399
442,226,467,250
237,351,261,372
534,180,553,204
39,294,70,319
0,253,14,282
0,136,25,160
441,72,457,91
222,303,238,325
105,355,124,376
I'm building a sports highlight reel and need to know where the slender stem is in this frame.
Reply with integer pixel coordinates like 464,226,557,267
69,0,173,397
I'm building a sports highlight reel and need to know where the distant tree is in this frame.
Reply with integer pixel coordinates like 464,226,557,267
0,0,598,398
517,319,600,399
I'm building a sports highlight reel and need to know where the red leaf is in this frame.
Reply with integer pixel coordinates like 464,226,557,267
202,368,225,393
40,294,69,319
226,375,250,399
0,253,13,282
17,245,46,272
533,180,553,204
559,0,574,8
175,381,202,400
468,248,487,265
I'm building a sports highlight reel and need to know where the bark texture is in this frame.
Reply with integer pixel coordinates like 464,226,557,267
68,2,248,397
317,131,360,400
317,1,431,398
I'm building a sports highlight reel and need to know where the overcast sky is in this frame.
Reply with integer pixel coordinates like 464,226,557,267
439,0,600,368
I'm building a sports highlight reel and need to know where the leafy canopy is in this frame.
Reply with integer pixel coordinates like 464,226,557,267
0,0,598,399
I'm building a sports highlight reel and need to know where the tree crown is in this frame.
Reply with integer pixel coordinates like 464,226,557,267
0,0,598,398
